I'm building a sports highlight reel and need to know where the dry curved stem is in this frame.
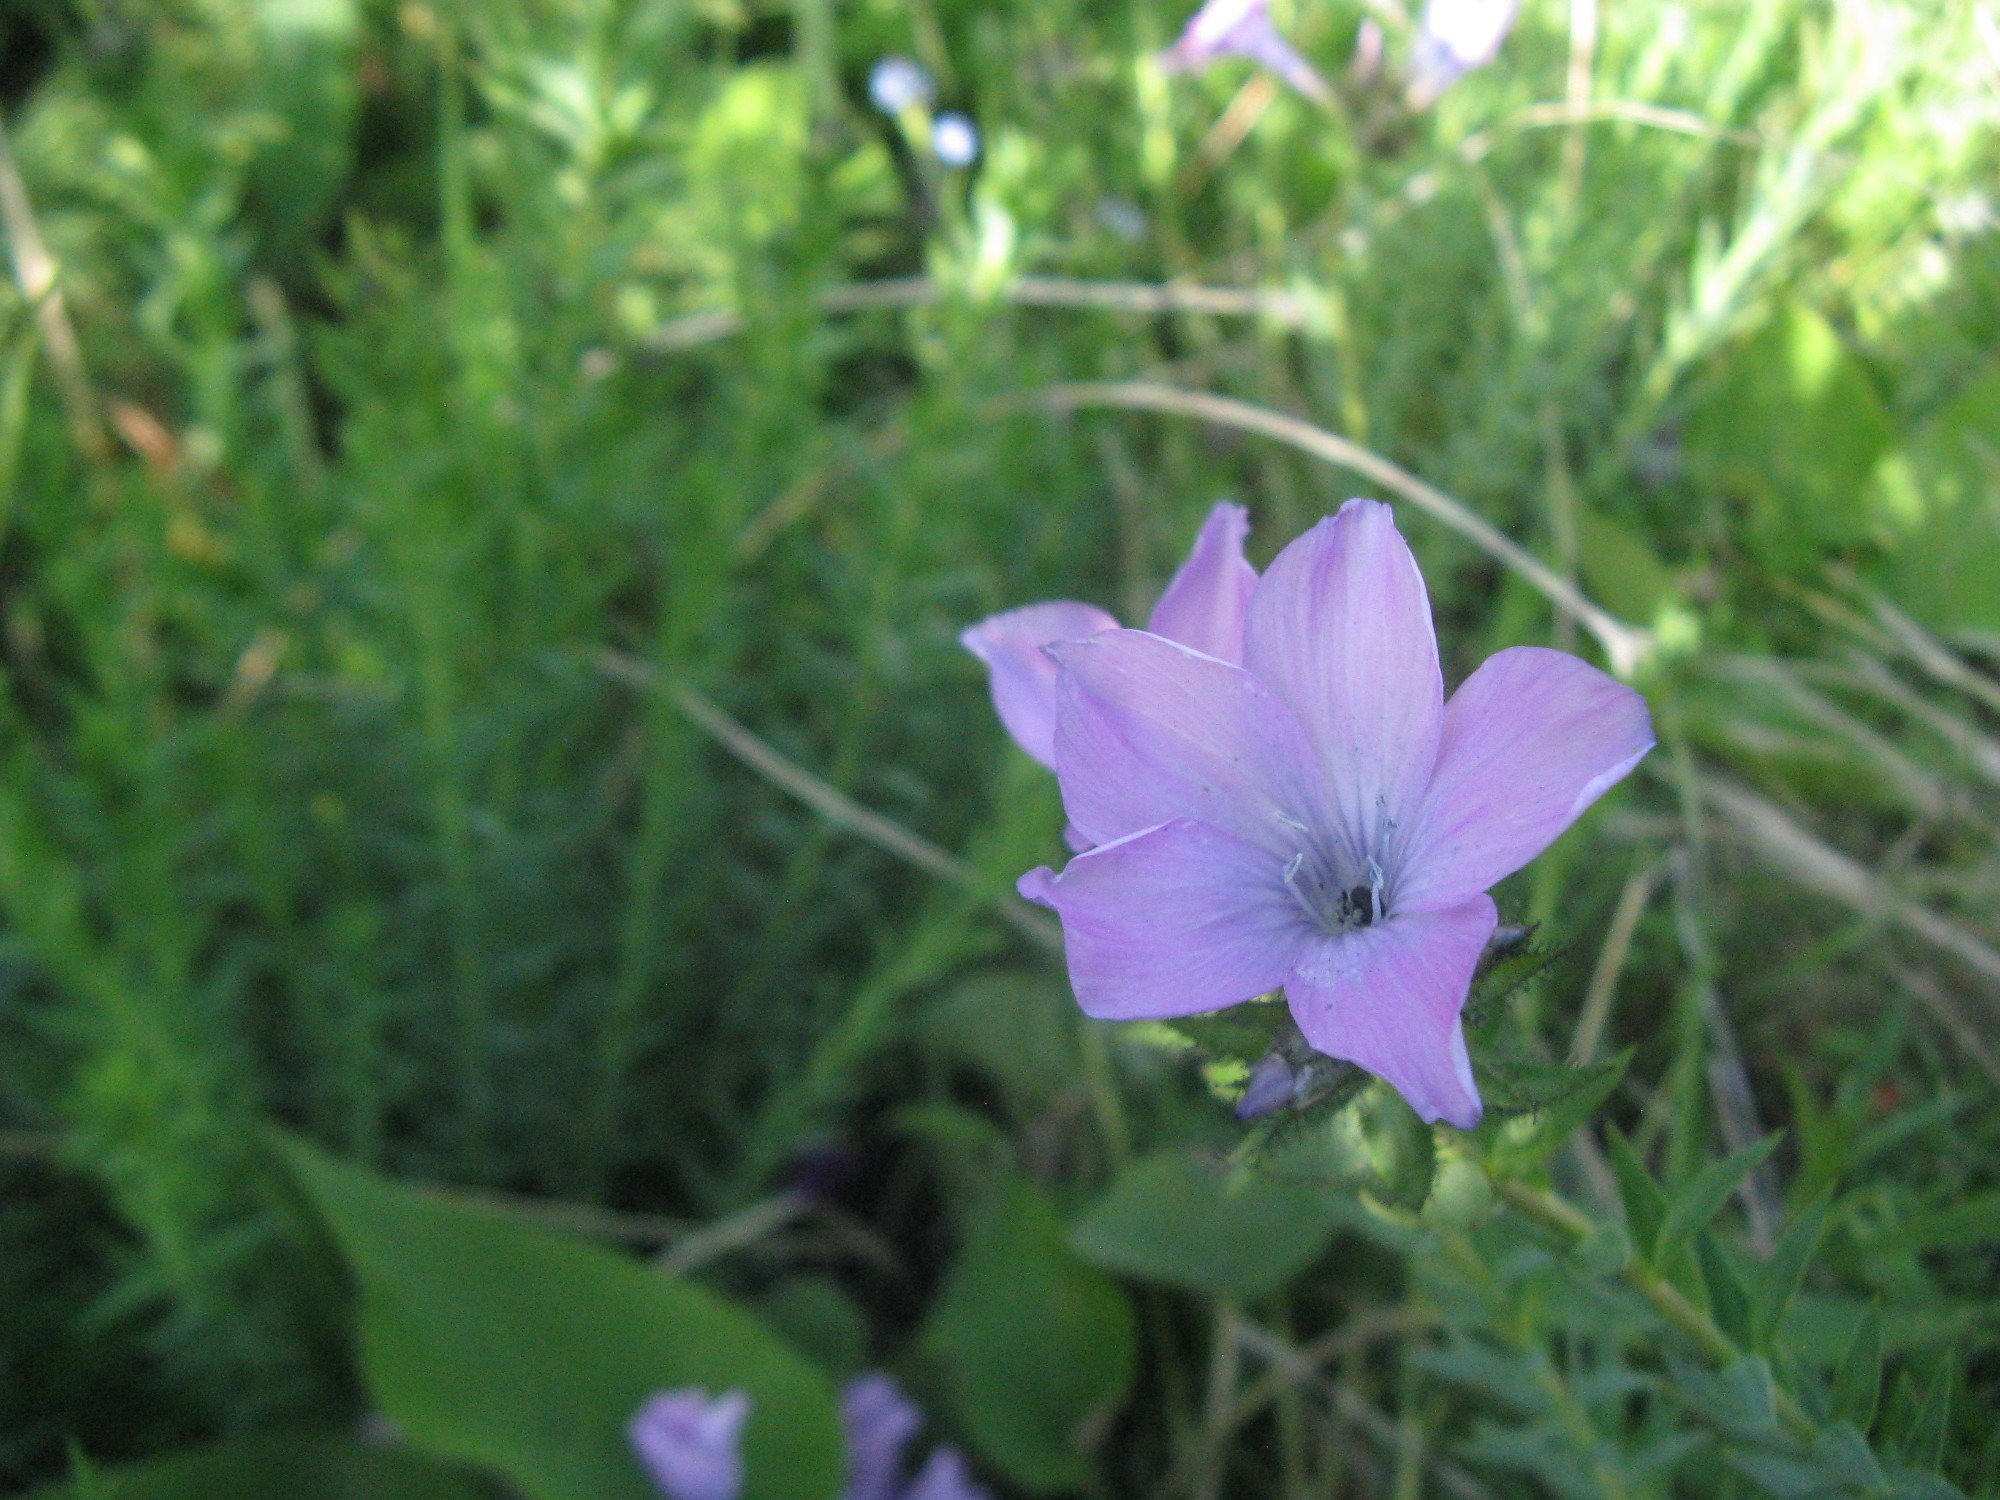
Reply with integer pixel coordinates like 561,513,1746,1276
0,113,106,465
597,649,1060,952
644,274,1314,354
1033,380,1654,676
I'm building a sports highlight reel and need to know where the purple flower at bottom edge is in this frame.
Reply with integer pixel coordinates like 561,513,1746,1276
960,501,1259,776
633,1375,989,1500
843,1372,922,1500
1015,499,1653,1130
1158,0,1332,103
630,1388,750,1500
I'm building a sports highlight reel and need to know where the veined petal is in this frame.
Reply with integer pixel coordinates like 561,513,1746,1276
1283,896,1496,1129
1147,503,1259,664
1020,818,1306,1021
1244,499,1444,866
961,601,1121,769
1392,647,1653,912
1049,629,1320,854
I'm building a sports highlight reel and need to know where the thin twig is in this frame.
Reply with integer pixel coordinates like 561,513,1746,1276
643,274,1315,354
1032,380,1653,675
596,650,1059,951
1699,774,2000,996
1570,859,1663,1064
654,1192,807,1275
0,112,107,464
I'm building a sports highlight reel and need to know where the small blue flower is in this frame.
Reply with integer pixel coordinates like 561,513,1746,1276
932,112,980,168
629,1389,749,1500
869,56,935,114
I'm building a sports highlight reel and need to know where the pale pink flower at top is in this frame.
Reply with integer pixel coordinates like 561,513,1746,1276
1158,0,1333,104
1014,499,1653,1129
631,1388,750,1500
960,503,1258,777
1408,0,1519,105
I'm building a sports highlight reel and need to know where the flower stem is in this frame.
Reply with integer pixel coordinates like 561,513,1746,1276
1491,1178,1815,1443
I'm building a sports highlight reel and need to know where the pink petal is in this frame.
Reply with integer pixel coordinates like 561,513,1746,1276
1048,629,1320,854
961,601,1120,769
1146,503,1259,664
1244,499,1443,868
1225,13,1334,101
1020,819,1305,1021
1284,896,1497,1129
1391,647,1654,913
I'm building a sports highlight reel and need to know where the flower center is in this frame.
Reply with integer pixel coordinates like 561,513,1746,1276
1281,849,1384,936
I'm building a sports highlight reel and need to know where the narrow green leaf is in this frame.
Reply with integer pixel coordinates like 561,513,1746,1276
1697,1230,1754,1348
1898,1361,1953,1473
1751,1196,1830,1350
273,1133,842,1500
1832,1305,1883,1433
1878,1189,2000,1255
1069,1148,1344,1300
1606,1125,1666,1260
1656,1133,1782,1266
922,1175,1136,1494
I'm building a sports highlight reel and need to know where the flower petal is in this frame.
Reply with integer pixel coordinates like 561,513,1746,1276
629,1389,749,1500
1222,12,1333,101
842,1373,922,1500
1160,0,1266,69
1283,896,1496,1129
1391,647,1654,912
961,601,1120,769
1147,503,1260,663
1049,629,1321,854
1244,499,1444,866
1020,818,1305,1021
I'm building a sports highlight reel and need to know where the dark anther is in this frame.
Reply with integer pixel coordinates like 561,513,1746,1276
1347,884,1375,926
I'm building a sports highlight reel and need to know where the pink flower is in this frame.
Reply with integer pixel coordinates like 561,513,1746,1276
630,1388,749,1500
1158,0,1333,103
1409,0,1519,104
960,503,1257,773
1013,500,1652,1129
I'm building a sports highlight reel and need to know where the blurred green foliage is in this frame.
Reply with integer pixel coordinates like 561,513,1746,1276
2,0,1998,1496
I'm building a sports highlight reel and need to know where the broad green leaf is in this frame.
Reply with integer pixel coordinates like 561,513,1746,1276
1606,1126,1666,1260
1068,1148,1343,1300
921,1175,1135,1494
1655,1134,1782,1267
1832,1304,1883,1432
755,1276,869,1383
920,970,1077,1122
1577,509,1679,622
273,1135,842,1500
30,1434,496,1500
1684,303,1896,565
1873,363,2000,633
1751,1197,1829,1351
1808,1424,1884,1493
1697,1230,1753,1349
